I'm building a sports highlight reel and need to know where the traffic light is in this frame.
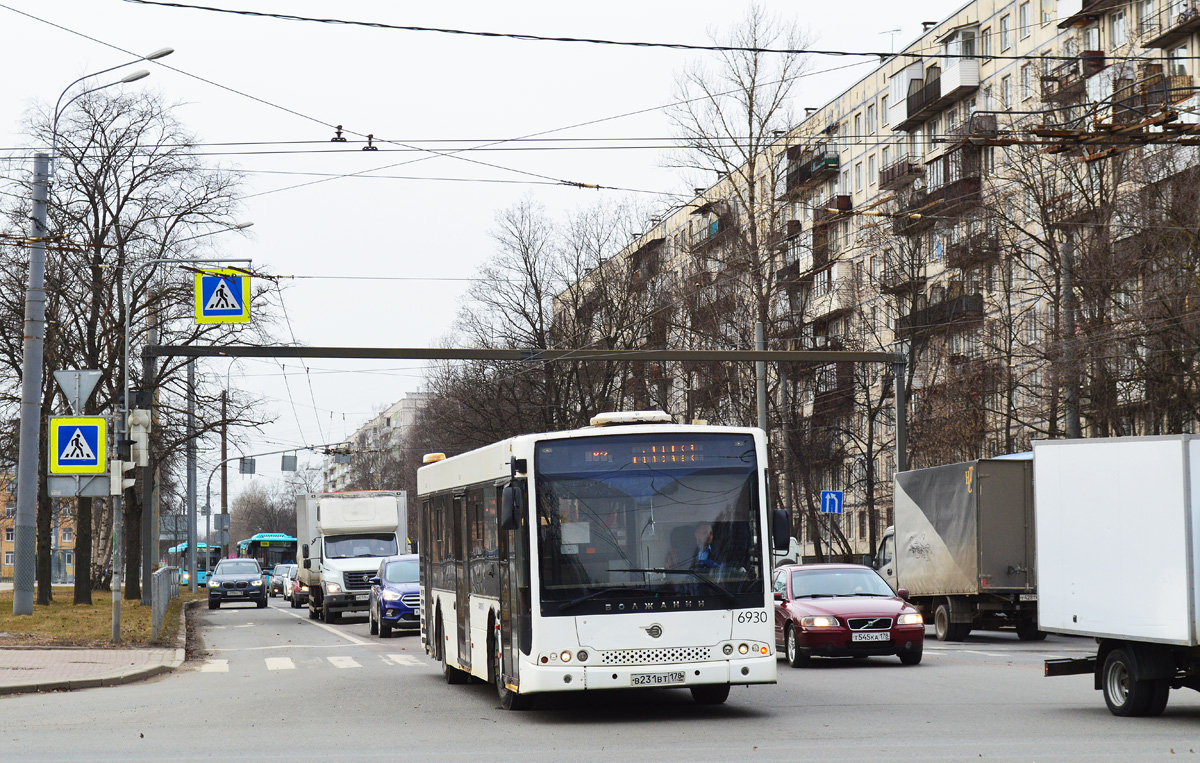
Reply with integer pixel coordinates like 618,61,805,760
110,460,136,495
127,408,152,467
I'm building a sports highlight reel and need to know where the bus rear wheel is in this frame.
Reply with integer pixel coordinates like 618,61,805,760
690,684,730,705
438,617,468,684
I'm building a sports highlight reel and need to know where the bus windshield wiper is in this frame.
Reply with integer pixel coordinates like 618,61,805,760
558,586,654,613
616,568,739,606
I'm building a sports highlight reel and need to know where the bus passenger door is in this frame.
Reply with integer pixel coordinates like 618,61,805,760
453,492,471,671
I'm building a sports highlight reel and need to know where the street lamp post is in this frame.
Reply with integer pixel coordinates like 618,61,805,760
11,52,167,617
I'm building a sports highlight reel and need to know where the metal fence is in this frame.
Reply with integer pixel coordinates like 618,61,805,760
151,566,181,641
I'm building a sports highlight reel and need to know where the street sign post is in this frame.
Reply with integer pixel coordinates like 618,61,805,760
820,490,844,514
194,269,250,323
52,370,102,415
48,416,107,474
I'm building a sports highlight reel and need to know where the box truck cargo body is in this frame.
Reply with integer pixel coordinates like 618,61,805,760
875,458,1039,641
296,490,408,624
1037,435,1200,717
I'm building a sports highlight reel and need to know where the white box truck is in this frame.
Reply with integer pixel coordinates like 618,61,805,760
1037,435,1200,717
296,490,408,624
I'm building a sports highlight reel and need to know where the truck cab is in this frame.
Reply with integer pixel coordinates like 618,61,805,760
874,527,897,590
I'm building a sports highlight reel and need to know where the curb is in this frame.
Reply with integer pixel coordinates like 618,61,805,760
0,597,197,697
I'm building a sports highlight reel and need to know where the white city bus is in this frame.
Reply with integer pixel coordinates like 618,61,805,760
417,411,786,710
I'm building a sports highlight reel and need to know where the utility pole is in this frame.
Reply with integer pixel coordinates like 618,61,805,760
1061,232,1082,438
12,153,50,616
220,389,228,560
755,322,767,431
140,310,157,605
187,361,197,593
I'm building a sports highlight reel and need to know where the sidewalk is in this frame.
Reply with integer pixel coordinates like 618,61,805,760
0,647,183,695
0,598,192,696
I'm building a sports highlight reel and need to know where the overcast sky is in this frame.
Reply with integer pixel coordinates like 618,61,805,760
0,0,965,506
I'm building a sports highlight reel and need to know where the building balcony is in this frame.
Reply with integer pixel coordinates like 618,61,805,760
778,148,840,201
943,114,998,148
805,263,855,322
933,175,983,218
944,231,1001,270
1147,9,1200,49
1041,52,1106,104
812,195,852,227
895,59,980,132
813,362,855,422
898,293,984,337
689,217,737,253
879,262,927,295
892,190,937,237
879,156,924,190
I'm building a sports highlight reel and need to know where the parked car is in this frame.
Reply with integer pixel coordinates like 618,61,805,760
368,554,421,637
208,559,268,609
773,563,924,666
269,563,295,598
287,565,309,609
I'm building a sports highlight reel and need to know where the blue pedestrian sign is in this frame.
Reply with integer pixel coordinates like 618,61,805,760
49,416,107,474
820,490,844,514
195,269,250,324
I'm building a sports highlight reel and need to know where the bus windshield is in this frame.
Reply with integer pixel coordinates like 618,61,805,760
535,433,763,616
324,534,397,559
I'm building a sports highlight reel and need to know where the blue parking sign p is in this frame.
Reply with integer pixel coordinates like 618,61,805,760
49,416,107,474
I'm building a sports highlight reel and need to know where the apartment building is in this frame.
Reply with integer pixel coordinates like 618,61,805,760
567,0,1200,559
0,481,78,583
324,392,430,491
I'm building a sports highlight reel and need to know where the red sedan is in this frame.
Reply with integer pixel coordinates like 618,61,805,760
773,563,924,667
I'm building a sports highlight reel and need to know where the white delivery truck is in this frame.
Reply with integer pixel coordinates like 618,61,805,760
296,491,408,624
1037,435,1200,717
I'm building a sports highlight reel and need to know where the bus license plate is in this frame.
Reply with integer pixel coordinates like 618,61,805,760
631,671,685,686
851,632,889,642
355,594,369,602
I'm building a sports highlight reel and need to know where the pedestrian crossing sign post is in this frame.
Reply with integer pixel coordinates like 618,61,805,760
195,268,250,324
49,416,107,474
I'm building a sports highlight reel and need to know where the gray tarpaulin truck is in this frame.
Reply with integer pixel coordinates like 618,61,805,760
874,458,1039,641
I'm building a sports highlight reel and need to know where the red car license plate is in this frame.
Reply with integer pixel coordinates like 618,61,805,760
851,631,889,642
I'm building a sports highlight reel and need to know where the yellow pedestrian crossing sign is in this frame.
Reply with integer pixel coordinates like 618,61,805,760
49,416,107,474
195,268,250,323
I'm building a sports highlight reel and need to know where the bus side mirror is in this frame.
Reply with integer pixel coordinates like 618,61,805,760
772,509,789,552
501,485,522,531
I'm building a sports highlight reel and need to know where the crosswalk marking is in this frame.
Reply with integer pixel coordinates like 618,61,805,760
200,659,229,673
265,657,296,670
385,654,423,667
327,656,362,669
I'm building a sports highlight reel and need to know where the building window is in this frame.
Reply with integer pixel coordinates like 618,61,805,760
1001,15,1012,50
1139,1,1156,34
4,528,11,542
866,103,877,134
881,95,889,125
1084,24,1100,50
1001,75,1013,108
61,528,73,543
1020,3,1032,38
854,112,862,139
868,153,877,184
982,27,993,58
1042,0,1057,25
881,145,890,168
814,267,832,297
65,551,74,565
4,552,11,566
855,161,863,192
1170,44,1189,76
1021,64,1034,100
1110,9,1128,46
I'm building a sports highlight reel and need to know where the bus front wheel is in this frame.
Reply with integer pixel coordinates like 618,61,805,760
494,641,532,710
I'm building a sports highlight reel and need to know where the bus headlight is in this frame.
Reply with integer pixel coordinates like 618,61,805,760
738,643,749,654
560,650,573,662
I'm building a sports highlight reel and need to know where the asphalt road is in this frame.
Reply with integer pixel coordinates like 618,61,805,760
1,597,1198,761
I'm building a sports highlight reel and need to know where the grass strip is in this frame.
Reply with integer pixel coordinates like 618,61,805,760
0,588,206,647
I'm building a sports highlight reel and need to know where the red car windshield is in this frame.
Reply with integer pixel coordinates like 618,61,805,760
791,569,893,598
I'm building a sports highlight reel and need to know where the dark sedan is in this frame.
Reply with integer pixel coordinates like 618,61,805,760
208,559,268,609
368,554,420,638
773,563,924,666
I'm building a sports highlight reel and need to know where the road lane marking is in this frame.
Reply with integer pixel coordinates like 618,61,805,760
963,650,1007,657
277,607,371,646
200,659,229,673
265,657,296,670
385,654,423,667
327,656,362,669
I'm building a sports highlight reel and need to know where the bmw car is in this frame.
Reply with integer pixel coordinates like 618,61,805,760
773,563,924,666
368,554,420,638
207,559,268,609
